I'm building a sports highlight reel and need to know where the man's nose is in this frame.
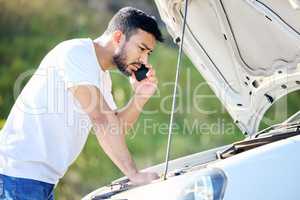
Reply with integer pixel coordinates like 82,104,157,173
139,53,149,64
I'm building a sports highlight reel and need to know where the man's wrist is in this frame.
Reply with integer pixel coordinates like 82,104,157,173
127,168,139,179
123,161,139,179
133,93,149,107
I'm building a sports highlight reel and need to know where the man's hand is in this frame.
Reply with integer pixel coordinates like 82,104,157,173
131,64,158,101
129,171,160,186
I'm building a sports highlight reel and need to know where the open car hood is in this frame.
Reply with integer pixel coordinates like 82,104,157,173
154,0,300,135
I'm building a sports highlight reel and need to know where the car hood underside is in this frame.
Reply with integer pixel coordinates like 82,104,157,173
155,0,300,135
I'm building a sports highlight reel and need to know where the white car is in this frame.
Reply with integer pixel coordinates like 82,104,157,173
83,0,300,199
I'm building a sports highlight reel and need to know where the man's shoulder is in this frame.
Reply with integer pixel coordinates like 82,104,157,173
61,38,92,46
55,38,93,57
57,38,91,51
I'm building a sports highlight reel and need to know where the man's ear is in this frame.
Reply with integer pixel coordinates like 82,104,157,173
112,30,125,46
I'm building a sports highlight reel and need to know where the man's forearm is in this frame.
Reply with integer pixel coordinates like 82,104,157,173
70,85,158,184
93,115,138,179
116,95,148,129
100,94,148,177
95,95,147,178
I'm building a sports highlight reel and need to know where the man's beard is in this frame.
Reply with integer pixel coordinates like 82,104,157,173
113,46,131,77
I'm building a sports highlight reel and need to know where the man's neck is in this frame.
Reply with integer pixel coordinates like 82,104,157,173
93,36,115,71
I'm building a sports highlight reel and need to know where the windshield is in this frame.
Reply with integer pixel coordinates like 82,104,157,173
284,110,300,124
253,110,300,138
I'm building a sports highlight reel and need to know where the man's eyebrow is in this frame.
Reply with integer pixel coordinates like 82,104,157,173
140,43,153,52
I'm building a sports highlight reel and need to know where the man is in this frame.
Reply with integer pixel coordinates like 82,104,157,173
0,7,163,199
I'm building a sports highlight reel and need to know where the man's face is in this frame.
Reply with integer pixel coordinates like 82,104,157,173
113,29,156,76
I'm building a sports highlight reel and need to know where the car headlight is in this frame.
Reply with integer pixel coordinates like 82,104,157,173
177,168,227,200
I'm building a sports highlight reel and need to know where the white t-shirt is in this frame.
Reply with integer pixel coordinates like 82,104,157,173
0,38,117,184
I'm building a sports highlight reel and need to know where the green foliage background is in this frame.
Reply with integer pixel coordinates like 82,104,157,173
0,0,299,199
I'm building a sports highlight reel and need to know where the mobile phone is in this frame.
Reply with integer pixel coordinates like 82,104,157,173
134,64,149,81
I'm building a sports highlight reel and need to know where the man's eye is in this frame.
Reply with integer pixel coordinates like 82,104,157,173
139,47,145,51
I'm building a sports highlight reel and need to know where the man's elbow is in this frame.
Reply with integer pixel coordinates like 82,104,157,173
90,113,120,134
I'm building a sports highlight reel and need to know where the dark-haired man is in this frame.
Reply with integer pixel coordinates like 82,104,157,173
0,7,163,199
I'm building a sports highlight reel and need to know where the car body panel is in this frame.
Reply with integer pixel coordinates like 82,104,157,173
83,135,300,200
213,135,300,200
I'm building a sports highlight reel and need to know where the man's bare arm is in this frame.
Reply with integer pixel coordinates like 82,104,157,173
116,95,147,130
69,85,158,185
116,66,157,130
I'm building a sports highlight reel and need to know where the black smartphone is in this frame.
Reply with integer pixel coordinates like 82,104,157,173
134,64,149,81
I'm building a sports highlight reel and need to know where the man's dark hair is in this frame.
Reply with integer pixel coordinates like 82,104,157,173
105,7,164,42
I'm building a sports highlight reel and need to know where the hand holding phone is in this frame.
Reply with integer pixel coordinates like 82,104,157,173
134,64,149,81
